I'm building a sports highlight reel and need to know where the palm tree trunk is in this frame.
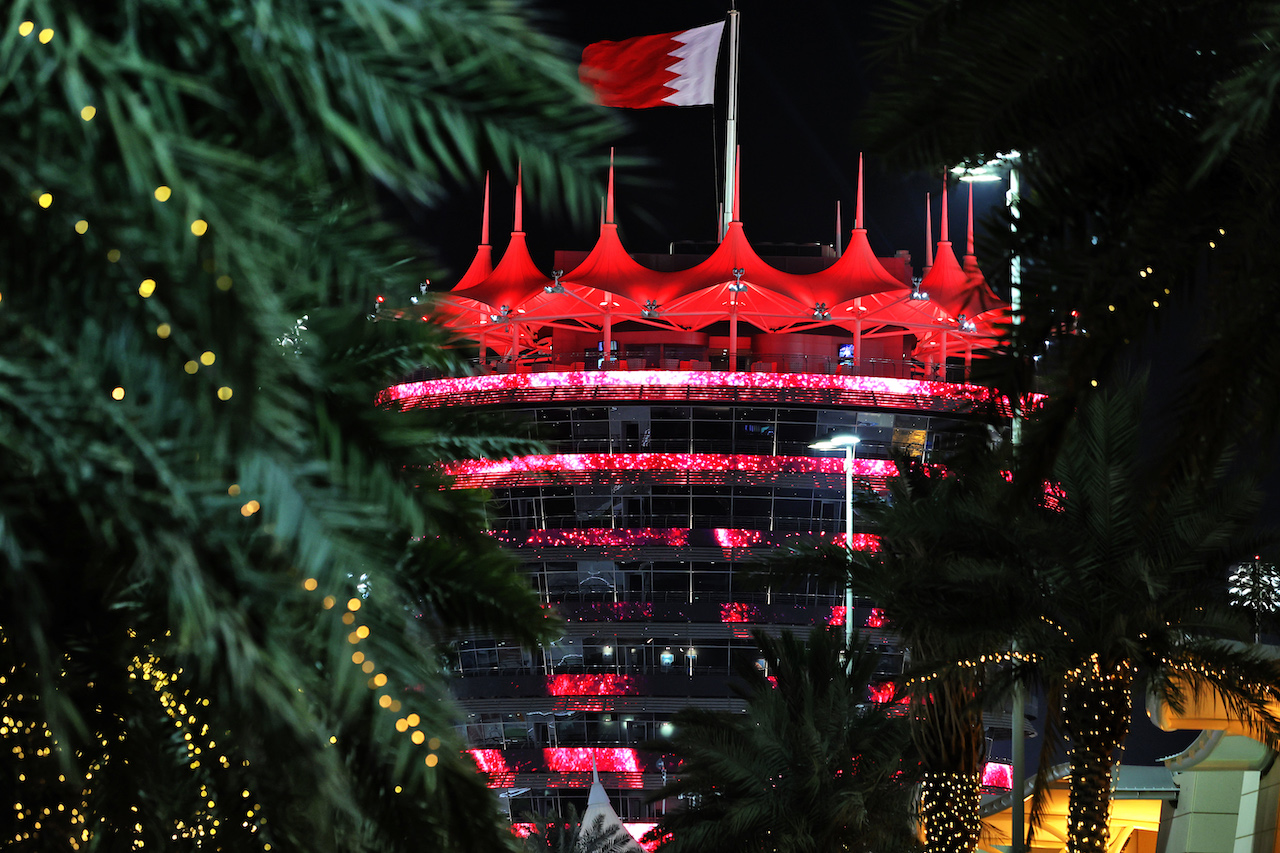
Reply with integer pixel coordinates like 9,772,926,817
913,670,985,853
1063,664,1131,853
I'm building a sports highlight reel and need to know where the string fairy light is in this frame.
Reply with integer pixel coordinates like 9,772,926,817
3,624,271,849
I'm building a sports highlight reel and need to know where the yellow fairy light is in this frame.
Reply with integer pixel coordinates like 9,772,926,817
19,21,34,36
347,632,360,644
395,718,409,732
378,695,392,708
341,612,354,625
38,193,52,208
154,186,171,202
389,699,401,712
216,386,233,401
347,598,361,612
75,220,89,234
406,713,420,727
111,387,125,401
425,753,438,767
355,625,370,639
184,361,198,374
199,351,216,365
351,651,364,664
228,484,240,496
216,275,232,291
428,737,440,750
322,596,335,610
303,578,318,591
138,279,156,298
361,660,374,674
107,249,121,263
38,28,53,43
191,220,208,236
373,673,387,687
81,106,96,121
410,731,425,745
328,736,337,745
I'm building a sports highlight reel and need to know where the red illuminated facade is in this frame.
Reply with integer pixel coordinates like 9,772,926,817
390,161,1014,823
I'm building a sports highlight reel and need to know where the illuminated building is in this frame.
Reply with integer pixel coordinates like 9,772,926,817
378,161,1013,827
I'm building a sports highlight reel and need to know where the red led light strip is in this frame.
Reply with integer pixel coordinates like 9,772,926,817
378,370,1019,416
468,749,516,786
981,761,1014,790
488,528,879,553
547,674,639,697
498,528,690,549
441,453,898,490
544,746,641,774
720,602,761,623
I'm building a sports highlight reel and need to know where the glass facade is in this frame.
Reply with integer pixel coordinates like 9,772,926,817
389,367,1001,821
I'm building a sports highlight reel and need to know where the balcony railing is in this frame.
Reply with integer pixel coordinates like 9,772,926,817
402,352,972,383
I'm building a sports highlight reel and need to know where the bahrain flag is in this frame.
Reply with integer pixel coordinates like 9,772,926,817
580,21,724,109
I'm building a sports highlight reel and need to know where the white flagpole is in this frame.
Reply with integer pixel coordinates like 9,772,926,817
720,8,740,240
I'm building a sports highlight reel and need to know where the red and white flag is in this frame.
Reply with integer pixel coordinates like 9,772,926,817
580,21,725,109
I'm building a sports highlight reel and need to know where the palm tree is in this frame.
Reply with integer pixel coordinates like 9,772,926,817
851,383,1280,853
844,448,1031,853
1010,381,1280,853
0,1,614,850
645,627,920,853
860,4,1280,848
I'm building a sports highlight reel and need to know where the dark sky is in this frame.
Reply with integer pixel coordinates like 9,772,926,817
415,0,1011,284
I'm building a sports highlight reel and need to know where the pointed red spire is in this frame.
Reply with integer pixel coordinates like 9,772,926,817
732,145,741,222
481,171,490,245
606,148,615,225
924,193,934,268
940,174,949,243
966,181,975,256
514,163,523,232
855,152,864,230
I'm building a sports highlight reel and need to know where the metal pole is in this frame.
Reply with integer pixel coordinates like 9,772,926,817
720,9,740,239
1008,163,1025,853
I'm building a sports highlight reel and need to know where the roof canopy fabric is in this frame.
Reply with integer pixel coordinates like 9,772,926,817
428,161,1010,360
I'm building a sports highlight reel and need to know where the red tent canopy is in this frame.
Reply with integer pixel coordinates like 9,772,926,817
449,231,551,314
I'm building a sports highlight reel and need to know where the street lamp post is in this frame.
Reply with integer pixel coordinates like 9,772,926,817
808,433,860,648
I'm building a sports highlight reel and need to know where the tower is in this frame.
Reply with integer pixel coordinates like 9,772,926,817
377,164,1012,841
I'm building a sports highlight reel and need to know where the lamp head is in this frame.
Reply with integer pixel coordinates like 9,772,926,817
809,433,860,451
